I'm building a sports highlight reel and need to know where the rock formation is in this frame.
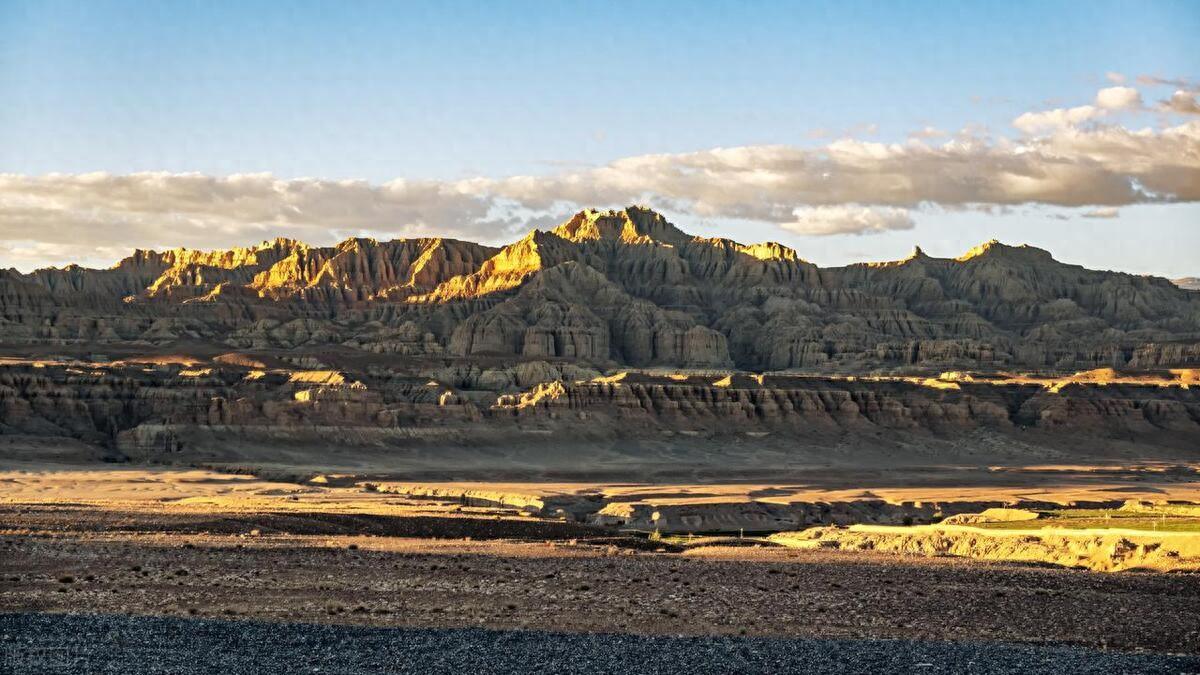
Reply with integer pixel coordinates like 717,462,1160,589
1,356,1196,473
2,206,1197,374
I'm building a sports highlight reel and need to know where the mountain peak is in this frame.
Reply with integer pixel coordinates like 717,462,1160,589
737,241,802,262
335,236,381,252
956,239,1002,262
956,239,1053,263
259,236,305,249
551,206,690,246
5,214,1198,376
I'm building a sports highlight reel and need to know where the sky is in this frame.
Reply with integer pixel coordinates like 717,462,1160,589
1,0,1198,277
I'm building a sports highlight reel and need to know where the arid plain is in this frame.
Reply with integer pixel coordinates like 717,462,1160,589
2,208,1200,662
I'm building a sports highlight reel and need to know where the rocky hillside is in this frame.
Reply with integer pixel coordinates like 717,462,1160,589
1,358,1196,473
3,207,1198,373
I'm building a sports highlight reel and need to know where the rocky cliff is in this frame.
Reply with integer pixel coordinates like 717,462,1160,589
2,207,1198,374
2,356,1196,474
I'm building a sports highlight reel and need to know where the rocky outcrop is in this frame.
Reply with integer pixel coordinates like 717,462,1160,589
770,524,1200,572
447,262,732,367
590,499,1075,534
491,370,1200,442
2,207,1198,373
3,357,1195,469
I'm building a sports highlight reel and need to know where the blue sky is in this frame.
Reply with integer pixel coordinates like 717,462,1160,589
1,1,1198,276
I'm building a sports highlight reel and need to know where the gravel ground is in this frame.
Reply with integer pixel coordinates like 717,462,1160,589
5,529,1200,654
2,613,1198,675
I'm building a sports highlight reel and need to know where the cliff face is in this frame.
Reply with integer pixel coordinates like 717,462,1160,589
2,360,1196,470
3,206,1198,373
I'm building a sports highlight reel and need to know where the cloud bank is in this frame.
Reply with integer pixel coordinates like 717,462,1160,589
781,206,914,236
2,79,1199,269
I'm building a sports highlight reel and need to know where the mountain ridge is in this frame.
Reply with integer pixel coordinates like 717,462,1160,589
2,206,1197,373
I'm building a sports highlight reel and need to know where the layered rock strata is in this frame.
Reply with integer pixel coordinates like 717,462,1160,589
3,207,1197,373
1,359,1196,471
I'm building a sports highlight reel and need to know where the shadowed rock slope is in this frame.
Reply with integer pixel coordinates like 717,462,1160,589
2,207,1198,373
1,357,1197,475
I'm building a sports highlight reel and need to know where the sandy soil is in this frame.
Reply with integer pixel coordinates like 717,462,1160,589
371,464,1200,506
2,513,1198,655
772,523,1200,572
3,460,1199,655
4,461,1199,510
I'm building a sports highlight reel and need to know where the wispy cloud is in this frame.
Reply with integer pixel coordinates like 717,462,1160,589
1161,90,1200,115
484,118,1200,217
1013,105,1104,132
781,206,914,236
1012,85,1145,133
0,173,534,268
1137,74,1196,88
3,77,1199,269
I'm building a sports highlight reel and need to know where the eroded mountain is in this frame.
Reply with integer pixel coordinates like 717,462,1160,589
3,206,1198,373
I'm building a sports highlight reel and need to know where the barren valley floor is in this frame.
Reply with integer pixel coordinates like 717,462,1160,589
2,459,1200,672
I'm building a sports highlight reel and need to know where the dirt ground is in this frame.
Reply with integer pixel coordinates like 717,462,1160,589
5,461,1200,509
2,505,1199,656
2,461,1199,656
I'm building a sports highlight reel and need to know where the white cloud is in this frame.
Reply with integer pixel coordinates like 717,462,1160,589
1161,90,1200,115
484,119,1200,217
3,77,1199,269
781,206,914,236
1095,86,1142,109
1012,86,1141,134
1013,105,1101,133
0,173,520,268
1081,207,1120,219
1105,72,1126,84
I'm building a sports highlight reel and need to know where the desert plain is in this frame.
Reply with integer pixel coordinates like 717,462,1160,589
3,456,1200,660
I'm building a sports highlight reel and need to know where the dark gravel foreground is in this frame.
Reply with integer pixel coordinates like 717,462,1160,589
1,613,1198,675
